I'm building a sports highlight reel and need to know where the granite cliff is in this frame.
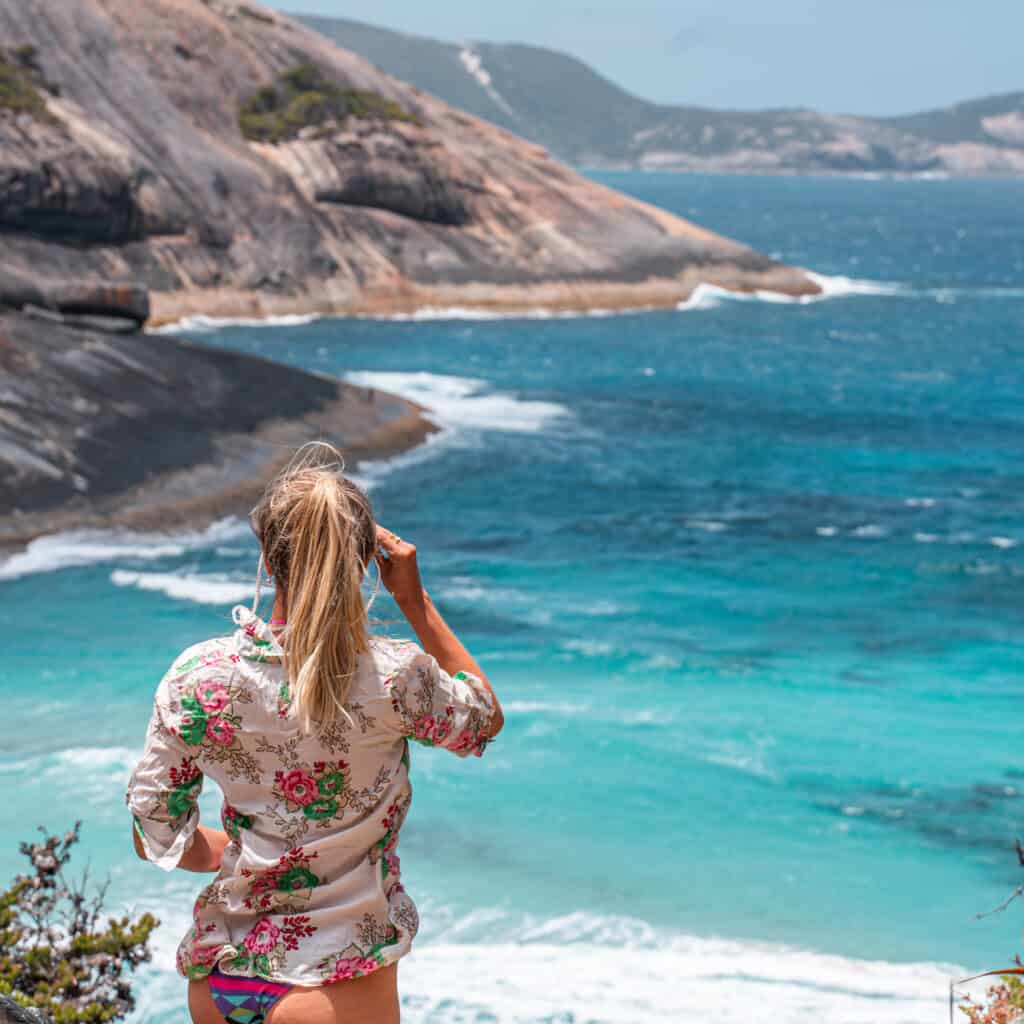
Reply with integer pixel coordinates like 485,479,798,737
0,0,817,323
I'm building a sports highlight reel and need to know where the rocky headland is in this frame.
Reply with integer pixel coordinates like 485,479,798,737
0,0,819,542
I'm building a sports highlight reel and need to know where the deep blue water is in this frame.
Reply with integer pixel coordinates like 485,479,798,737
3,173,1024,1023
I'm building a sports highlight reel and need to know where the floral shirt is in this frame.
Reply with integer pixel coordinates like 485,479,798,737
126,605,496,986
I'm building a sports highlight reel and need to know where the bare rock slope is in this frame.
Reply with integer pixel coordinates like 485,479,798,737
0,308,433,544
0,0,817,321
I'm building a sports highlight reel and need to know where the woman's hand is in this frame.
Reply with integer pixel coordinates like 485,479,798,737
375,525,426,611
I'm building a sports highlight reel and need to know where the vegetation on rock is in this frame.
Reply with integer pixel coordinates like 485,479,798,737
0,46,55,119
0,824,157,1023
239,62,418,143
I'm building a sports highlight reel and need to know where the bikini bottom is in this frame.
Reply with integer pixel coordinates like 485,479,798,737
207,968,292,1024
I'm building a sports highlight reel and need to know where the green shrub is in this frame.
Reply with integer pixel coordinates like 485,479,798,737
0,824,157,1023
239,61,419,143
0,52,47,117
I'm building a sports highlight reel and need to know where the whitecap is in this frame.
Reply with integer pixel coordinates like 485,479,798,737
147,313,321,335
0,517,250,581
560,638,615,657
345,370,570,434
502,701,592,715
990,536,1019,549
397,918,964,1024
110,570,259,606
677,282,729,311
904,497,937,508
356,305,634,322
852,524,887,539
804,271,910,300
816,526,839,537
914,532,940,543
686,519,729,532
677,273,907,313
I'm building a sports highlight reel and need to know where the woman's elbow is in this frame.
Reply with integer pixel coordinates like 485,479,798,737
489,705,504,738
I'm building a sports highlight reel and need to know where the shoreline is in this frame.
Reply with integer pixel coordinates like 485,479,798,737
145,265,823,328
0,394,437,554
0,310,439,555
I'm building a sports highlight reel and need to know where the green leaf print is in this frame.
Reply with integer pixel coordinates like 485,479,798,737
179,696,208,745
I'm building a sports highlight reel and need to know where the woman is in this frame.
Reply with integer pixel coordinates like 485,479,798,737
126,444,503,1024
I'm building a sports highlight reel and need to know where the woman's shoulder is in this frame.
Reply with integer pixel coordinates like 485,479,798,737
155,636,239,701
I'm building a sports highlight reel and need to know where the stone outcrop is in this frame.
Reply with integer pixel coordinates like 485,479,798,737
0,0,818,322
0,303,434,543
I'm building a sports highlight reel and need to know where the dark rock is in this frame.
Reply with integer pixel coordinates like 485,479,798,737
0,995,49,1024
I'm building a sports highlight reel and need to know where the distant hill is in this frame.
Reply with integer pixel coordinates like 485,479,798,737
298,13,1024,177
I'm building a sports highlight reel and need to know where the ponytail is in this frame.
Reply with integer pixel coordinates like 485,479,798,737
251,444,376,730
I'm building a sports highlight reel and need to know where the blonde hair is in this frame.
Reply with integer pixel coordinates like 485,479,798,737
250,443,376,730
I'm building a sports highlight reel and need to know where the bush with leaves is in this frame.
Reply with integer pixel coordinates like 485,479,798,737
960,974,1024,1024
238,61,419,143
0,824,157,1024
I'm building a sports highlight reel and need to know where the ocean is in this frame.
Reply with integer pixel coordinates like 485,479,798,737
4,172,1024,1023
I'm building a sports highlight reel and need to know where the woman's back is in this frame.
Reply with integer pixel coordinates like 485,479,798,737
127,443,502,1023
128,603,496,989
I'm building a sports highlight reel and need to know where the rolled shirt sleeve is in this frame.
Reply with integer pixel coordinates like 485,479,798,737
385,647,496,758
126,675,204,871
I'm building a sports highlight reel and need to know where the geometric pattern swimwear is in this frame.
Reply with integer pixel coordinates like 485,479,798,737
207,970,292,1024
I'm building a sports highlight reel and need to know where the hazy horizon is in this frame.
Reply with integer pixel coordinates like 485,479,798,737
270,1,1023,118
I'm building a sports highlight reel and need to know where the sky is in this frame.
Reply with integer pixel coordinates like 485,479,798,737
269,1,1023,116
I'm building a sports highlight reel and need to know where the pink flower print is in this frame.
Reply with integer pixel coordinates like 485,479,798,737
432,717,452,744
279,770,317,806
412,716,436,742
243,918,281,955
329,956,380,981
191,944,222,967
206,717,235,745
384,853,400,877
450,729,475,752
197,681,229,713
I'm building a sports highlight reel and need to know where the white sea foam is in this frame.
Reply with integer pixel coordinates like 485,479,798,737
147,313,321,335
110,570,258,606
399,921,965,1024
356,305,634,321
852,523,888,539
345,370,570,434
676,273,908,313
990,536,1019,549
805,271,910,300
0,517,250,580
128,897,971,1024
503,700,592,715
686,518,729,532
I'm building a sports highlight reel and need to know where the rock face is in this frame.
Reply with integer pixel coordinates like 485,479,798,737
0,308,434,543
301,15,1024,178
0,0,817,322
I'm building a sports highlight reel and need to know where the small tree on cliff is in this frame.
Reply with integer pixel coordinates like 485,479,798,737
0,824,157,1024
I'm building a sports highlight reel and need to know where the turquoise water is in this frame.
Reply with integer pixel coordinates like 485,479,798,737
4,173,1024,1022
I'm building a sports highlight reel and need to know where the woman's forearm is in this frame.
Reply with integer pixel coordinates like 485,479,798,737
177,825,229,873
399,590,504,735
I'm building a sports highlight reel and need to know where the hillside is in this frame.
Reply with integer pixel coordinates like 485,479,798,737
0,0,815,328
299,13,1024,177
